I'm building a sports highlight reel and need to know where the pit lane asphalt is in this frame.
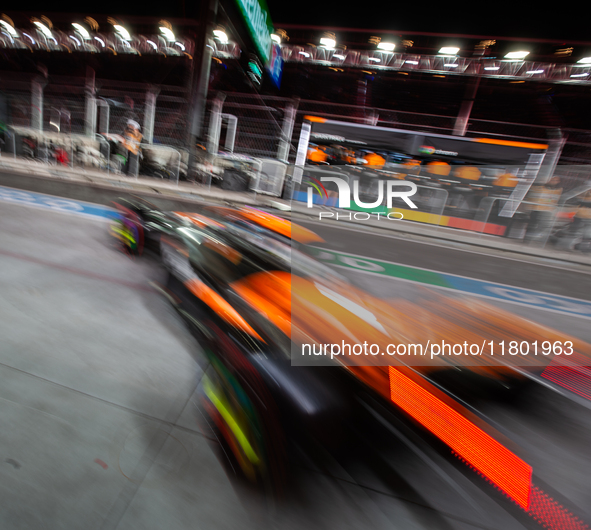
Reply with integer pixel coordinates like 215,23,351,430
292,217,591,302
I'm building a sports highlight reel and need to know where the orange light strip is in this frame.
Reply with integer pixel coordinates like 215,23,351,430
529,485,590,530
303,115,327,123
185,278,264,342
388,367,532,509
541,365,591,402
473,138,549,150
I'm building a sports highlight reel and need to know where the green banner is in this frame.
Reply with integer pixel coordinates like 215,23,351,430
234,0,274,65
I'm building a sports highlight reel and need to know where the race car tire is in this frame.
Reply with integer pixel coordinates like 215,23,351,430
110,204,145,257
197,321,286,507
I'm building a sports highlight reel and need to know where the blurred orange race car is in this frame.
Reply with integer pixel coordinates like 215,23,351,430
111,197,591,524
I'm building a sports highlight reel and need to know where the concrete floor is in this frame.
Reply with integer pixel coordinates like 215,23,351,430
1,199,588,530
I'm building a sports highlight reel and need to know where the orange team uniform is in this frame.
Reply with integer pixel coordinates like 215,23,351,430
426,160,451,176
122,127,143,156
364,152,386,167
307,146,328,163
494,173,519,188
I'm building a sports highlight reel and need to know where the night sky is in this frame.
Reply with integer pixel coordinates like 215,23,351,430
267,1,590,42
8,0,590,42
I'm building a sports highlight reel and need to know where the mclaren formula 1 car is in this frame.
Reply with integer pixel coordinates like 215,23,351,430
110,196,591,524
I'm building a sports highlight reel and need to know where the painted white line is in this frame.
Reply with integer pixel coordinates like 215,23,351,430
0,184,115,221
0,184,116,210
0,200,113,222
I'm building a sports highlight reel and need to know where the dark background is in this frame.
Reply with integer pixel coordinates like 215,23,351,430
7,0,590,41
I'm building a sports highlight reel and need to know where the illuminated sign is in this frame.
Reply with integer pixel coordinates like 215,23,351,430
234,0,273,65
247,54,263,87
419,145,458,156
267,42,283,88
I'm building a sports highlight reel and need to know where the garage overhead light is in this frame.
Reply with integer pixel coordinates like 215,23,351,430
484,66,500,70
0,20,18,37
160,26,175,41
22,32,35,44
576,57,591,64
271,33,281,44
320,37,336,49
505,51,529,59
213,29,227,43
333,53,345,60
72,23,90,40
34,21,52,38
439,47,459,55
114,25,132,41
377,42,395,51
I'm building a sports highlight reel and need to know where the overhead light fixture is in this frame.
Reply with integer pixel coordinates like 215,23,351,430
69,35,81,46
405,60,419,65
570,73,589,78
332,53,345,60
576,57,591,64
526,69,544,74
439,47,459,55
213,29,227,43
299,51,310,57
146,40,157,50
34,21,52,38
444,63,459,67
114,25,132,41
175,42,185,51
377,42,395,51
72,23,90,40
320,37,336,49
271,33,281,44
160,26,175,41
0,20,18,37
484,66,500,70
94,36,105,47
505,51,529,59
22,32,35,45
369,57,381,62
